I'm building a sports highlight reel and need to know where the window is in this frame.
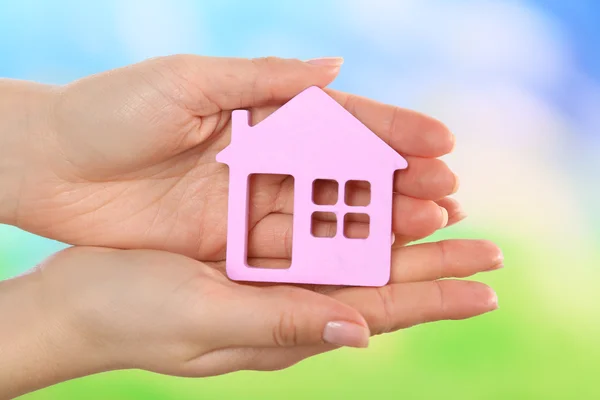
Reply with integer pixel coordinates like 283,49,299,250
343,213,370,239
311,178,371,239
311,212,337,238
345,180,371,206
312,179,338,205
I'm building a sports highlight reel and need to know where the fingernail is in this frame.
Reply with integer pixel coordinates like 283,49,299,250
449,133,457,153
391,233,396,245
451,173,460,195
486,262,504,272
439,206,449,228
441,197,467,228
446,211,468,228
305,57,344,66
488,290,499,310
323,321,370,348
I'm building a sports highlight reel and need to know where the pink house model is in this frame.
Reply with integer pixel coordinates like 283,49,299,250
216,86,408,287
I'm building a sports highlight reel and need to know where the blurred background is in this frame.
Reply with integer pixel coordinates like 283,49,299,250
1,0,598,398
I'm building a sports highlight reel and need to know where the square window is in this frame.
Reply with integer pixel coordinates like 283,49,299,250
311,212,337,238
343,213,370,239
345,180,371,206
312,179,338,205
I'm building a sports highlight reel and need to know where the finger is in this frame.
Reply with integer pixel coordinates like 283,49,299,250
436,197,467,227
247,173,293,227
330,280,498,335
248,197,444,259
392,196,447,238
302,182,448,237
295,158,457,207
247,213,292,259
216,285,370,348
217,239,501,288
325,89,455,158
184,278,498,376
271,192,447,237
392,197,465,247
394,156,459,200
249,108,457,203
233,84,454,158
248,213,371,260
390,240,504,283
166,55,343,115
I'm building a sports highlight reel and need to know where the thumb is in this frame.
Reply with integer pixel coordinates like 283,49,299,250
168,55,343,113
217,285,370,349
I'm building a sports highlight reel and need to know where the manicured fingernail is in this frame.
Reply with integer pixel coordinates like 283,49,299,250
323,321,369,348
439,206,449,228
305,57,344,66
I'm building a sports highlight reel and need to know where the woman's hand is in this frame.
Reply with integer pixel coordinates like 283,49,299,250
0,55,460,261
0,239,499,398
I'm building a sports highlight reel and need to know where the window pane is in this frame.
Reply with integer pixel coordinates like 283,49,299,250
312,179,338,205
344,213,370,239
345,180,371,206
311,212,337,238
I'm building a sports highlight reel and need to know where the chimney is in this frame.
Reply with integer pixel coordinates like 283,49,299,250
230,109,251,141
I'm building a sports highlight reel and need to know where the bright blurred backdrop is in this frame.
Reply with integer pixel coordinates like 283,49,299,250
1,0,599,398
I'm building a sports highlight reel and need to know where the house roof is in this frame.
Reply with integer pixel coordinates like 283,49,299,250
216,86,408,174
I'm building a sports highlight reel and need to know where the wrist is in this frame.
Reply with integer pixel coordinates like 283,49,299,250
0,79,59,226
0,265,116,398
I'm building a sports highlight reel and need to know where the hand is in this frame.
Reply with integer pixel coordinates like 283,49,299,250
3,55,460,262
0,239,499,398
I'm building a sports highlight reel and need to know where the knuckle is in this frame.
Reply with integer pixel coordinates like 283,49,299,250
160,53,193,67
374,285,396,334
272,308,299,347
435,240,451,280
421,201,444,233
387,106,403,146
251,56,280,69
433,280,448,317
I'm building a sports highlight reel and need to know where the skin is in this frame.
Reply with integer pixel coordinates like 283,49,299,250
1,55,460,256
0,55,502,397
0,241,500,399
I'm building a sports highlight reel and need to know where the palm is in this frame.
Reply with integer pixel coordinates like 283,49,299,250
145,241,500,374
19,113,301,261
16,55,459,263
41,242,500,376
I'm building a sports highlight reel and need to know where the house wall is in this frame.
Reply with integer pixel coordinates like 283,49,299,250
222,169,251,280
224,167,395,286
289,173,396,286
